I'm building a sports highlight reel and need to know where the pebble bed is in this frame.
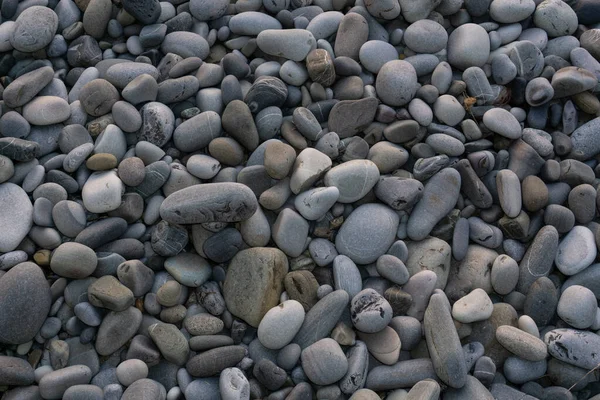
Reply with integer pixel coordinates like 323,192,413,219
0,0,600,398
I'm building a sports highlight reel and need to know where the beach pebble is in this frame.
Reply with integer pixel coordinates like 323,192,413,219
557,285,597,329
301,338,348,386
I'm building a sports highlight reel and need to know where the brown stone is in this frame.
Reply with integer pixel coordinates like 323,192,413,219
223,247,289,327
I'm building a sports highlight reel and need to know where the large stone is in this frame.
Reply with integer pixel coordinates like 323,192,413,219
423,292,467,388
0,183,33,252
160,183,258,224
0,262,51,344
336,204,399,264
223,248,289,327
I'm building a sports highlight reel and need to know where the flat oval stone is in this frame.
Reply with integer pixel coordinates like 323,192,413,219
534,0,578,37
301,338,348,386
557,285,597,329
0,356,35,386
3,66,54,108
138,102,174,148
334,12,368,60
161,32,209,59
306,11,344,40
148,322,189,365
257,29,316,62
336,203,400,264
186,346,246,377
447,23,490,70
51,242,97,279
258,300,305,350
544,328,600,370
407,168,461,241
122,379,166,400
551,67,598,98
10,6,58,52
324,159,380,203
375,60,418,106
452,288,494,323
570,117,600,160
358,40,398,74
96,307,142,356
424,292,467,388
0,262,51,344
164,253,211,287
496,169,522,218
294,290,349,349
496,325,547,361
229,12,282,35
160,183,257,224
173,111,222,152
483,108,522,139
555,226,597,275
351,289,393,333
0,183,33,252
404,19,448,54
82,171,124,213
22,96,70,126
79,79,119,117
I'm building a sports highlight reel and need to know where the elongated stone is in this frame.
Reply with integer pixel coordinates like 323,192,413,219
160,183,258,224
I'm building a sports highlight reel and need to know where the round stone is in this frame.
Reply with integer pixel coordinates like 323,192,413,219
375,60,418,106
555,226,597,275
116,359,148,387
557,285,597,329
358,41,399,74
82,170,125,213
350,289,393,333
0,262,51,344
10,6,58,52
447,23,491,69
0,183,33,252
51,242,97,279
79,79,119,117
301,338,348,386
258,300,305,350
534,0,578,37
403,20,448,54
335,203,399,265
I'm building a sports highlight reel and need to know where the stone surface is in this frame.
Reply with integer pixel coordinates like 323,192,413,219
223,248,289,327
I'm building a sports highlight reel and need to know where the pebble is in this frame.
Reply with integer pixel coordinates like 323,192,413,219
0,263,50,344
160,183,257,224
495,325,548,361
336,203,399,264
557,285,597,329
10,6,58,52
301,338,348,386
555,225,597,275
257,29,316,62
452,288,494,323
224,248,288,327
0,183,33,252
407,168,461,240
350,289,393,333
375,60,418,106
447,23,491,69
424,292,467,388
